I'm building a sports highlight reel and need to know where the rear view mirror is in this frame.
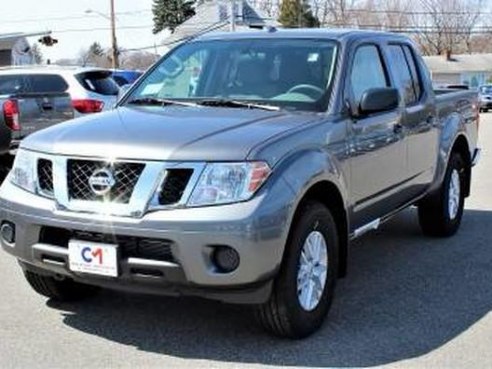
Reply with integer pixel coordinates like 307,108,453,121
359,88,399,115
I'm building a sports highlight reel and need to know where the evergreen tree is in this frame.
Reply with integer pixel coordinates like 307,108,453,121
278,0,320,28
88,42,104,57
152,0,196,34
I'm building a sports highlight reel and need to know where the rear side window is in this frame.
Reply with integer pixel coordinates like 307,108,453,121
388,45,423,105
350,45,389,105
0,74,68,94
75,71,119,96
402,45,423,101
388,45,416,104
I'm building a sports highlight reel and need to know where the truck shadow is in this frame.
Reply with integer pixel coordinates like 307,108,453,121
49,208,492,367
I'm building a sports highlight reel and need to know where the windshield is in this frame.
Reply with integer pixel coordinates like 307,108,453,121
480,86,492,95
126,38,338,111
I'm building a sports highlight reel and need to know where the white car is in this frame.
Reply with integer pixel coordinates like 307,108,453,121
0,66,120,116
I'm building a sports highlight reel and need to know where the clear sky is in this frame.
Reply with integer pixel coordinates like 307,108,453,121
0,0,170,62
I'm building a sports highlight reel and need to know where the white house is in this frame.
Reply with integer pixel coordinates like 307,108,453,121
423,53,492,89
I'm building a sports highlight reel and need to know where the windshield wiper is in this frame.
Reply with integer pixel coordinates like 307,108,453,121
126,97,199,108
195,99,280,111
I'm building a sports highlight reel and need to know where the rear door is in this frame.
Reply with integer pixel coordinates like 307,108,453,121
385,43,438,195
347,43,407,227
0,73,73,139
74,70,119,110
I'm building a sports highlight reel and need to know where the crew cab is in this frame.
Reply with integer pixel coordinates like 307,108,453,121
0,29,480,338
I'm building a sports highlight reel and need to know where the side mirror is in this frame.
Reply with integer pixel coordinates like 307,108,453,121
359,87,399,115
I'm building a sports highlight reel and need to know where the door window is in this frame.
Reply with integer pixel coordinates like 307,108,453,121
350,45,389,106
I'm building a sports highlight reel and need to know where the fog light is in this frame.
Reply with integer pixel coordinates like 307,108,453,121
1,222,15,244
212,246,240,273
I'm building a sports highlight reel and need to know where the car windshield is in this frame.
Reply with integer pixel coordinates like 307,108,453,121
480,86,492,94
126,38,338,111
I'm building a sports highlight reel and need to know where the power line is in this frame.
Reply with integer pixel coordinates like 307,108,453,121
124,21,229,52
52,25,154,34
0,9,151,24
344,8,492,16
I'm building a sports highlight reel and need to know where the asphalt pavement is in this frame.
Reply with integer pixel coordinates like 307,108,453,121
0,115,491,369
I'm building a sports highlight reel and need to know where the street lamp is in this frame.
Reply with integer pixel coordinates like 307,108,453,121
85,0,119,69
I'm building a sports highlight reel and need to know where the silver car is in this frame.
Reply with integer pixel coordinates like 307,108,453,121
0,66,119,116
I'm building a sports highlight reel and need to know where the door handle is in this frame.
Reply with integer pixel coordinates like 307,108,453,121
393,123,403,134
426,115,435,125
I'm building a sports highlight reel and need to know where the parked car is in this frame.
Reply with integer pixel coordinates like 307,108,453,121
434,83,470,90
110,69,143,87
0,68,73,152
0,29,480,338
2,66,119,117
478,84,492,112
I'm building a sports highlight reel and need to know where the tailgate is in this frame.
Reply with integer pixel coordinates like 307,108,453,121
14,92,74,138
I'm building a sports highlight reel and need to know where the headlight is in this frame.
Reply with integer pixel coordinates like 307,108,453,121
188,162,271,207
9,149,37,193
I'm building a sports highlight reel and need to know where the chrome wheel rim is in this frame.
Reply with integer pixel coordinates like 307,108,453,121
448,169,461,220
297,231,328,311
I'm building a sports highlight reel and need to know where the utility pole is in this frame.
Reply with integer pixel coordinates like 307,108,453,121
110,0,119,69
230,0,236,32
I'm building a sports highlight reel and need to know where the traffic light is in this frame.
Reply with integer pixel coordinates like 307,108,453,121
38,35,58,47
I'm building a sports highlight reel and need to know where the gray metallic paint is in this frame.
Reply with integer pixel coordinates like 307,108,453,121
0,29,480,303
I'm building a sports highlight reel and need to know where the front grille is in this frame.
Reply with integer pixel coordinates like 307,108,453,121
37,159,53,196
158,169,194,205
39,227,176,263
67,160,145,203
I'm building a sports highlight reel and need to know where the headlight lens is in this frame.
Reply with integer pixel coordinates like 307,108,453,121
10,149,37,193
188,162,271,206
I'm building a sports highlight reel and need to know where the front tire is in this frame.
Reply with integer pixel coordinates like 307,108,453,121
23,270,99,302
256,202,338,338
418,152,466,237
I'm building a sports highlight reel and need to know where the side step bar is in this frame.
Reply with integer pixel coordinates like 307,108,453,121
352,218,381,239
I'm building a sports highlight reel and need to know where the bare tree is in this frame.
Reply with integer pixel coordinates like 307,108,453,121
414,0,484,56
119,51,159,70
315,0,359,27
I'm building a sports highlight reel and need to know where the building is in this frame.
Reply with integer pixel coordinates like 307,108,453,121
0,31,51,66
163,0,274,46
423,53,492,89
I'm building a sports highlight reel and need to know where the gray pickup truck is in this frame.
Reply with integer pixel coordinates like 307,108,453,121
0,29,480,338
0,69,73,154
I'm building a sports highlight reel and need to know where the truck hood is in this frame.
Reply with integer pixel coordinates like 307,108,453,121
21,106,316,161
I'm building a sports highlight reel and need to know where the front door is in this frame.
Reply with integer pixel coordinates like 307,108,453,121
347,44,407,228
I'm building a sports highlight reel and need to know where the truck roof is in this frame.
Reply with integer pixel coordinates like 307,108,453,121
195,28,411,43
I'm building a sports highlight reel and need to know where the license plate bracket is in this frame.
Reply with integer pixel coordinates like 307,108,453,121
68,240,118,277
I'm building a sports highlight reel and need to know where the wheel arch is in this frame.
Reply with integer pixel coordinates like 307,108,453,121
450,134,472,197
289,180,349,278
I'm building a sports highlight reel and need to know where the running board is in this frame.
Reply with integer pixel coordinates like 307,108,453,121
353,218,381,239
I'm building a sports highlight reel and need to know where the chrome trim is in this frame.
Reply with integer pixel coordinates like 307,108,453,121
32,243,69,257
353,218,381,238
146,162,206,212
35,152,206,218
127,257,180,268
472,148,481,167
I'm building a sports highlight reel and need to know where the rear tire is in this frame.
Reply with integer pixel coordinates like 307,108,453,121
256,201,338,338
23,270,99,301
418,152,466,237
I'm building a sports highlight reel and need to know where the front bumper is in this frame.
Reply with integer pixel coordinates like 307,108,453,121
0,178,294,303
